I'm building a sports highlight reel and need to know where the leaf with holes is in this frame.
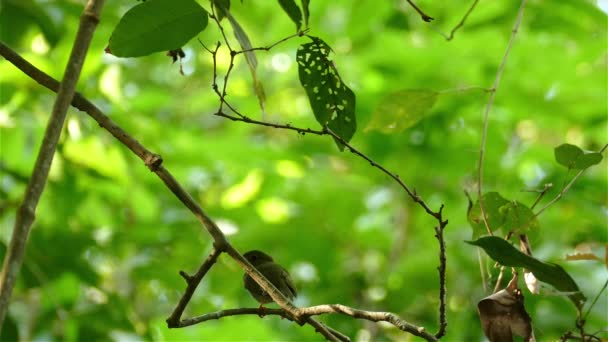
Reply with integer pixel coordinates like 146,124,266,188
297,36,356,150
278,0,302,31
467,236,586,309
365,89,438,133
107,0,208,57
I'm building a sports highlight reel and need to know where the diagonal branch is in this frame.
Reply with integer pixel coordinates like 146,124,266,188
0,0,105,331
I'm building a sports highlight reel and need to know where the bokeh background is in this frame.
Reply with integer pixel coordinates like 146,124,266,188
1,0,606,340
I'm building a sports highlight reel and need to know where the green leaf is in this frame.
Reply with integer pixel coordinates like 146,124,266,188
500,201,539,234
107,0,208,57
467,236,586,309
278,0,302,31
467,192,509,238
365,89,438,134
212,0,230,21
554,144,604,170
300,0,310,28
297,36,357,150
573,152,602,169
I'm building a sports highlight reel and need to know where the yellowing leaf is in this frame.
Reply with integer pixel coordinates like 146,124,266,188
365,89,438,134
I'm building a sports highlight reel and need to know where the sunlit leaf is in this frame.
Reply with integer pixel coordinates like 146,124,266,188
365,89,438,134
107,0,208,57
297,36,356,150
277,0,302,31
467,236,586,308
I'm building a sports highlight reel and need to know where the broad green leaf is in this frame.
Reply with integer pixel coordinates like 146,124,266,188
107,0,208,57
467,236,586,309
278,0,302,31
554,144,603,170
300,0,310,28
467,192,509,238
297,36,357,150
365,89,438,134
573,152,602,169
500,201,539,234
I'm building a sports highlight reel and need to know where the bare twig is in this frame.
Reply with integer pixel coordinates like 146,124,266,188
477,0,527,235
0,0,105,331
524,182,553,210
534,143,608,218
446,0,479,41
405,0,434,22
235,28,310,55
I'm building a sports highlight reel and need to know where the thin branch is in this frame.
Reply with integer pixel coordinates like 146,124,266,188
583,278,608,322
166,247,223,327
476,0,527,235
446,0,479,41
405,0,434,22
523,182,553,210
0,42,345,342
0,0,105,331
298,304,438,341
534,143,608,218
235,28,309,55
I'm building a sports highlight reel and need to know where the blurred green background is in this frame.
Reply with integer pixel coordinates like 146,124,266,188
1,0,606,340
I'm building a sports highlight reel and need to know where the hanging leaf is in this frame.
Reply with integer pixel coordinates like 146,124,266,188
467,236,586,309
554,143,603,170
277,0,302,31
107,0,208,57
365,89,438,134
215,2,266,113
467,192,509,238
297,36,356,150
300,0,310,28
212,0,230,21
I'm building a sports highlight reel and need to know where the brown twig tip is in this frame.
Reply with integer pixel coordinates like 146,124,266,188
405,0,434,22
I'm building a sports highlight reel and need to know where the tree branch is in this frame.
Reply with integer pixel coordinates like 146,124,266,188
0,0,105,331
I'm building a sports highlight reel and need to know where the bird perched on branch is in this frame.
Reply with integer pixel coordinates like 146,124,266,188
243,250,297,307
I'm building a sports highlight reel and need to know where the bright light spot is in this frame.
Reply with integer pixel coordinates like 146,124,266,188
356,329,372,342
221,170,263,209
85,286,108,304
31,34,49,54
93,226,113,245
566,127,584,146
99,64,123,104
124,83,139,98
256,197,291,223
518,161,546,187
365,187,392,209
292,262,318,282
275,159,304,178
67,117,82,140
598,0,608,14
216,219,239,236
271,53,292,72
366,286,386,301
544,83,559,101
516,120,537,142
0,109,15,128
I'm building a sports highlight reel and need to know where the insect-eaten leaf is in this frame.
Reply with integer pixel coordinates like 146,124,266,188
554,143,603,170
278,0,302,31
297,36,357,151
107,0,208,57
467,236,586,309
365,89,438,134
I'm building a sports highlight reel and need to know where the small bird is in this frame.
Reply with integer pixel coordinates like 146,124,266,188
243,250,297,307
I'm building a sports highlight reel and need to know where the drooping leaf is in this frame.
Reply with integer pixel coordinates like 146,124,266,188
107,0,208,57
500,201,539,234
365,89,438,134
300,0,310,28
467,192,509,238
212,0,230,21
467,236,586,309
277,0,302,31
216,2,266,113
297,36,356,150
